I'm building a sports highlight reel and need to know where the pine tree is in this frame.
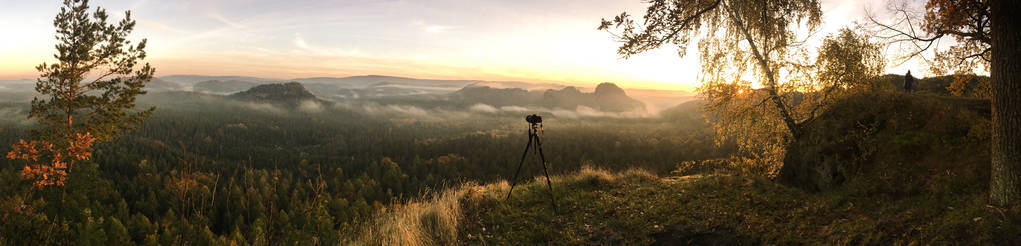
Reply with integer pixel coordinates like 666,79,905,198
6,0,154,188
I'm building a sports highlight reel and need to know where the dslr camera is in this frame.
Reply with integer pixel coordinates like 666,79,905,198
525,114,542,124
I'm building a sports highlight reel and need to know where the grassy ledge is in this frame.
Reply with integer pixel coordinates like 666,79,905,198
350,165,1020,245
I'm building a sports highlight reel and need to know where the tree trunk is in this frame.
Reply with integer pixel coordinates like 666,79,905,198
989,0,1021,207
724,1,801,137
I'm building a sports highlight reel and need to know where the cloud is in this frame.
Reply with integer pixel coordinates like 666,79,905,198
424,25,451,33
359,103,431,118
469,103,498,113
293,36,310,50
499,106,529,112
206,12,245,29
469,103,649,119
289,35,362,57
549,105,646,119
0,106,33,125
298,100,323,112
412,20,452,33
138,19,190,35
346,102,475,122
333,100,651,123
235,101,286,114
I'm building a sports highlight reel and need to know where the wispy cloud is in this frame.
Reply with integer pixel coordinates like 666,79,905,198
289,34,362,57
206,12,245,29
412,20,452,33
137,19,190,35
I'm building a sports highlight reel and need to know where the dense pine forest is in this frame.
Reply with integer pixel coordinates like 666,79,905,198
0,91,725,244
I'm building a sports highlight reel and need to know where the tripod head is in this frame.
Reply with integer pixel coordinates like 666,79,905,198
525,114,542,124
524,114,543,135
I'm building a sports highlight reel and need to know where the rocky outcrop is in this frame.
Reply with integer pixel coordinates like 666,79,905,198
231,82,318,106
591,83,646,112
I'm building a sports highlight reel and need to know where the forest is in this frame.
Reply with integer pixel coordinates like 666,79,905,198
0,90,726,244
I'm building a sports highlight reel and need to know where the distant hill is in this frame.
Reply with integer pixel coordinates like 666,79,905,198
591,82,646,112
293,75,487,99
194,80,261,94
152,74,694,112
452,84,542,107
144,78,185,91
157,74,588,99
451,82,647,112
294,75,479,89
160,75,278,85
658,99,703,121
231,82,320,107
0,79,38,92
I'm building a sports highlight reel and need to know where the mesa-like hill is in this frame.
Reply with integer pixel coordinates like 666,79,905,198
347,92,1019,245
230,82,320,107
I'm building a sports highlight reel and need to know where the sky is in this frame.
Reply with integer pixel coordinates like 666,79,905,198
0,0,920,91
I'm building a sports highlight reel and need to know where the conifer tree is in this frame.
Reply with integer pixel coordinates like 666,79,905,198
6,0,154,188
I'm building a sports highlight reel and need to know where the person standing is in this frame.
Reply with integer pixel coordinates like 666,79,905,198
904,70,915,92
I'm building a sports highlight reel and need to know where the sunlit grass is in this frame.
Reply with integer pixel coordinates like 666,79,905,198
348,183,470,246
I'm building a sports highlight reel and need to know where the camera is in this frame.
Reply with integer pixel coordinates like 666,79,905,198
525,114,542,124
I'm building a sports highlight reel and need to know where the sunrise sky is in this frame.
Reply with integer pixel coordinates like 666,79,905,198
0,0,919,91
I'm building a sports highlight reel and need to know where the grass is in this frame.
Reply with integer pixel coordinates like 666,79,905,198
461,169,1019,245
346,183,470,245
349,93,1021,244
348,165,1020,245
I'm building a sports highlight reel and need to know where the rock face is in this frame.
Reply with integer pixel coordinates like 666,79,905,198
231,82,318,106
541,86,587,109
778,93,990,192
451,82,646,113
591,83,646,112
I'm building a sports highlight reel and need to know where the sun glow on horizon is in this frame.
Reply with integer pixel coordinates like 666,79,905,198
0,0,928,92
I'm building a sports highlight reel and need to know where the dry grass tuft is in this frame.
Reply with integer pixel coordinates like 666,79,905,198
560,165,658,186
619,167,658,181
347,166,660,245
349,183,475,246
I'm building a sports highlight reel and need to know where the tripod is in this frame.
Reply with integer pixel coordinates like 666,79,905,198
506,117,557,212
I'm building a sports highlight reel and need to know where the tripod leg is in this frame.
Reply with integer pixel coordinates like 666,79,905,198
506,133,534,200
534,136,558,212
